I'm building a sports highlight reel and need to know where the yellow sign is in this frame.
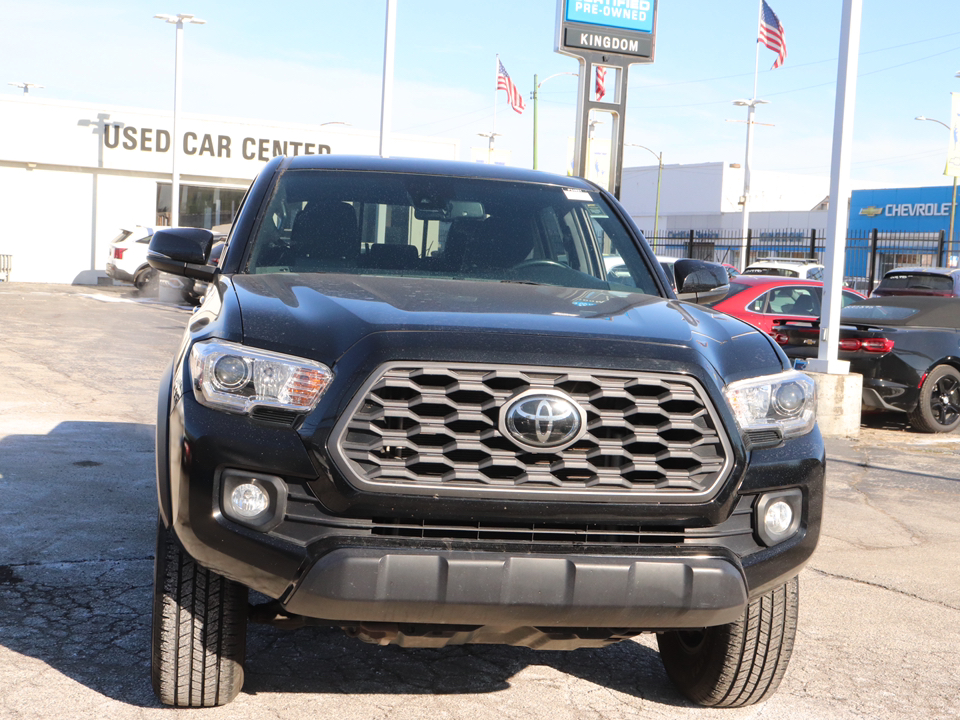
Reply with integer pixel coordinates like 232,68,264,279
947,92,960,178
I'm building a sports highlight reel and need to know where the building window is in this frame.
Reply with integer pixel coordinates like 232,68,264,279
157,183,246,230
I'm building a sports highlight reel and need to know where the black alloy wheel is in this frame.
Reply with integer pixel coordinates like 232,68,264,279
908,365,960,433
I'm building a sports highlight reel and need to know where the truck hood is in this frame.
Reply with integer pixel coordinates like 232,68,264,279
230,273,784,382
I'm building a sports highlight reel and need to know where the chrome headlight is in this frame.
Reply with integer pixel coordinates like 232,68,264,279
723,370,816,440
189,340,333,414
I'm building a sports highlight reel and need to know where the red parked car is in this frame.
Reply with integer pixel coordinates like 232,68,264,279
706,275,864,334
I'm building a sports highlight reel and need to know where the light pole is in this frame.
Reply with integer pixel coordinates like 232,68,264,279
624,143,663,239
587,118,604,184
477,132,501,164
154,13,205,227
531,71,577,170
379,0,397,158
733,97,769,268
916,115,957,265
8,82,43,94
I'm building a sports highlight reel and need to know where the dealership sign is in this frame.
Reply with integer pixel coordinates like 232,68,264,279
555,0,658,199
849,187,956,232
557,0,656,60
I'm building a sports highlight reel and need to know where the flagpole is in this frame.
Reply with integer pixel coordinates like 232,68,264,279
753,0,762,99
491,54,499,163
739,0,764,268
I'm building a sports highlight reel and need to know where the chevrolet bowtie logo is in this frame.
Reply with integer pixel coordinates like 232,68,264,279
859,206,883,217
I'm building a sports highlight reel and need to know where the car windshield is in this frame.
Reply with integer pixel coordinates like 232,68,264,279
876,272,953,293
742,267,800,278
841,304,920,322
703,280,754,307
245,170,659,294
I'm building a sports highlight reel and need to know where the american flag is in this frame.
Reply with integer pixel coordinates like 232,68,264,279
758,0,787,69
497,58,525,114
595,66,607,101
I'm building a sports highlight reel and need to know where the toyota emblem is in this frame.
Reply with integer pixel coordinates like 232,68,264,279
500,390,587,453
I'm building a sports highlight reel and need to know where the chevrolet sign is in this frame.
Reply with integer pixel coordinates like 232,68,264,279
859,206,883,218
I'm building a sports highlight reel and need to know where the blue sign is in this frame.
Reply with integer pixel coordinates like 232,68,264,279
565,0,654,34
849,187,955,233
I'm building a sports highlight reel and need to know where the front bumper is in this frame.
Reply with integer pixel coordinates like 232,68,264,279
283,543,748,628
105,262,134,284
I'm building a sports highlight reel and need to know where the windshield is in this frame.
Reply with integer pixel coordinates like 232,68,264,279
876,272,953,293
841,304,920,322
245,170,659,294
742,267,800,278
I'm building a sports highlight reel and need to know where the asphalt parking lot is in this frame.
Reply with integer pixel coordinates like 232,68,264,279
1,283,958,720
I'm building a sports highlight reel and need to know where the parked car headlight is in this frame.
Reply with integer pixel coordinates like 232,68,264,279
723,370,816,440
189,340,333,414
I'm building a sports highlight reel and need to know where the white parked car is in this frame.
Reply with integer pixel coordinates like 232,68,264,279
742,257,824,280
105,226,157,292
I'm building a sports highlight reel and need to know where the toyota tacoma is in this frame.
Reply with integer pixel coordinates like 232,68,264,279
148,155,823,708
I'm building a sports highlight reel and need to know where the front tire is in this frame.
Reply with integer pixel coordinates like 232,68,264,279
908,364,960,433
151,522,247,707
657,576,799,707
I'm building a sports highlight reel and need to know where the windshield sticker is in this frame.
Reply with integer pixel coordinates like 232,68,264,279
563,189,593,201
586,203,609,218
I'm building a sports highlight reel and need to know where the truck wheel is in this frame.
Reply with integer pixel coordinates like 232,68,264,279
907,365,960,433
151,521,247,707
657,575,798,707
134,267,159,296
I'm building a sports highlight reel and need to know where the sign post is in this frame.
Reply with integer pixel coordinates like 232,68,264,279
555,0,657,198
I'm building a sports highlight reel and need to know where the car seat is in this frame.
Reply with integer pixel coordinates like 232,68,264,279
286,201,360,271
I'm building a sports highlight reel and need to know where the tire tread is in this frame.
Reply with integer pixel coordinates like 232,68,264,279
151,523,246,707
657,576,799,708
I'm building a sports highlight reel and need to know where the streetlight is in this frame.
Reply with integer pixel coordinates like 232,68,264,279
531,71,577,170
586,118,604,184
477,131,501,164
8,82,43,94
916,115,957,265
624,143,663,239
154,12,205,227
733,97,769,268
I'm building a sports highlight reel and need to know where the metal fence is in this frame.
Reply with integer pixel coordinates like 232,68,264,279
644,228,949,293
0,254,11,282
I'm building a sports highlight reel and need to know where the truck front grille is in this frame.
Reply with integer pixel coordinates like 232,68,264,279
329,362,733,503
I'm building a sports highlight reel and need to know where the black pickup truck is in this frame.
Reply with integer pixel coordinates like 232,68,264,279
148,156,823,708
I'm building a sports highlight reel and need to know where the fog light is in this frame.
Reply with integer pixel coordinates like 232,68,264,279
754,489,803,547
221,470,287,532
764,500,793,536
230,483,269,518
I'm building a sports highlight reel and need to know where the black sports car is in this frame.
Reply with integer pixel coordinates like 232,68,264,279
773,296,960,433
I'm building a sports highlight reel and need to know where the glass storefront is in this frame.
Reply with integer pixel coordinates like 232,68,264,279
156,183,246,230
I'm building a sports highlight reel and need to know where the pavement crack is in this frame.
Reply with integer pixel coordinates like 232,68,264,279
2,556,153,570
808,567,960,612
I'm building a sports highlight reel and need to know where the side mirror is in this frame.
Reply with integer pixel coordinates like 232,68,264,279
674,259,730,304
147,228,216,280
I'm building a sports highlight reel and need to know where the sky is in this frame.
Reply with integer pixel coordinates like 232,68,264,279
3,0,960,189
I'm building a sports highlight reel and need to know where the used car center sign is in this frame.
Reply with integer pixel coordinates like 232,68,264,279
558,0,656,61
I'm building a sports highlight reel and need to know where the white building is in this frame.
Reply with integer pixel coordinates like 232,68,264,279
0,95,458,284
619,160,859,236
